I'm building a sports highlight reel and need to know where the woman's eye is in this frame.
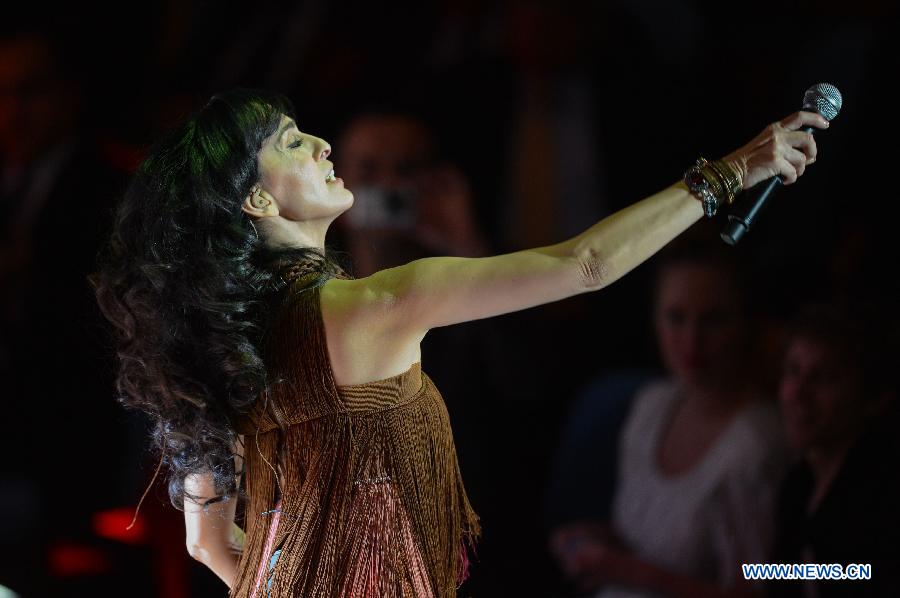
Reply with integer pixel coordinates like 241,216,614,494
288,139,304,149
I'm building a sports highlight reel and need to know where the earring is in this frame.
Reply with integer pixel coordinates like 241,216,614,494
248,217,260,241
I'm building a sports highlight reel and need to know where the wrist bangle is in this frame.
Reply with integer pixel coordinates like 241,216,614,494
684,157,723,218
708,159,742,204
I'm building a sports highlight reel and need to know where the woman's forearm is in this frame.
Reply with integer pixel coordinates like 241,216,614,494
555,108,828,292
558,181,704,292
185,499,245,588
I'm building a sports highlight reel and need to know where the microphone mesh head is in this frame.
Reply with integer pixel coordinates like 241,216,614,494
803,83,842,120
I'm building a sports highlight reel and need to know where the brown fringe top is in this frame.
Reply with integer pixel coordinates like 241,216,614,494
229,267,480,598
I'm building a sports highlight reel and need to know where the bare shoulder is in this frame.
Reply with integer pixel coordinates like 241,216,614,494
318,273,424,386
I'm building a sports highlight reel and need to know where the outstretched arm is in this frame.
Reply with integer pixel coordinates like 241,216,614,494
183,435,245,588
345,111,825,333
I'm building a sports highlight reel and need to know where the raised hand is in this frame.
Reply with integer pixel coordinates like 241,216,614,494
721,110,829,189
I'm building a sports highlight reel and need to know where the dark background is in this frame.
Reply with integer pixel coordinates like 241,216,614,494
1,1,898,596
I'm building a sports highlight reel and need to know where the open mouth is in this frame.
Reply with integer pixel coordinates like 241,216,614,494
325,168,336,183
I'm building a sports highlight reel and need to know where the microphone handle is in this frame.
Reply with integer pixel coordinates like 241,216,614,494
720,125,815,245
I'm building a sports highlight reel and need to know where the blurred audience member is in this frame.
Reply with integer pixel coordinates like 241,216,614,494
770,305,899,597
334,110,489,276
0,30,121,382
0,30,131,595
499,0,607,252
0,32,83,344
550,234,788,597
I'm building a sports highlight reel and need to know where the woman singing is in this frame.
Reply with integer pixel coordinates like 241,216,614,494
92,88,826,597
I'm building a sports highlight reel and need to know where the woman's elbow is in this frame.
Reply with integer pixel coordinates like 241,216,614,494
186,540,239,589
186,541,209,562
574,248,614,292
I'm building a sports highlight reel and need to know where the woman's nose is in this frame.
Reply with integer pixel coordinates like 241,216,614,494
313,137,331,161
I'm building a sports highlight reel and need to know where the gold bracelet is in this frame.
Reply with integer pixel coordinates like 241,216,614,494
700,166,725,200
708,159,742,204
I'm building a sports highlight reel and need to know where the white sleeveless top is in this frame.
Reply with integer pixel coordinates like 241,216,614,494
597,380,787,598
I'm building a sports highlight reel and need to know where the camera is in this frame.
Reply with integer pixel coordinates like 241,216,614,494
344,186,417,230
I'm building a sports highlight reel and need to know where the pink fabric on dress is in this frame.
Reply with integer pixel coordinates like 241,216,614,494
248,498,282,598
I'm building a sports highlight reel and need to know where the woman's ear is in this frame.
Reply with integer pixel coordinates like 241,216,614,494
241,185,279,218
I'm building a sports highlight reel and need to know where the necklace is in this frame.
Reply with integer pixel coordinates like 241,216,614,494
267,257,352,294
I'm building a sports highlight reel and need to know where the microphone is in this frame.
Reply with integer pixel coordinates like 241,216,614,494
720,83,843,245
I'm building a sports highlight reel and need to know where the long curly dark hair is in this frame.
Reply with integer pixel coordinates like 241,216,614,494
91,89,346,509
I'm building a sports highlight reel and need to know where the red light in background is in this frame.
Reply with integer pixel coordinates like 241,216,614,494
47,541,112,577
92,507,148,545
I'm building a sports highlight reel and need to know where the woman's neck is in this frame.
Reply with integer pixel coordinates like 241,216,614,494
258,215,331,251
680,377,750,417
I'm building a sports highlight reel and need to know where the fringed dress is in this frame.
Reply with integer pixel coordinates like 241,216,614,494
230,266,480,598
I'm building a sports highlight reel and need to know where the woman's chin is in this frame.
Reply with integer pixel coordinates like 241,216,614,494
334,185,353,202
331,195,353,221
